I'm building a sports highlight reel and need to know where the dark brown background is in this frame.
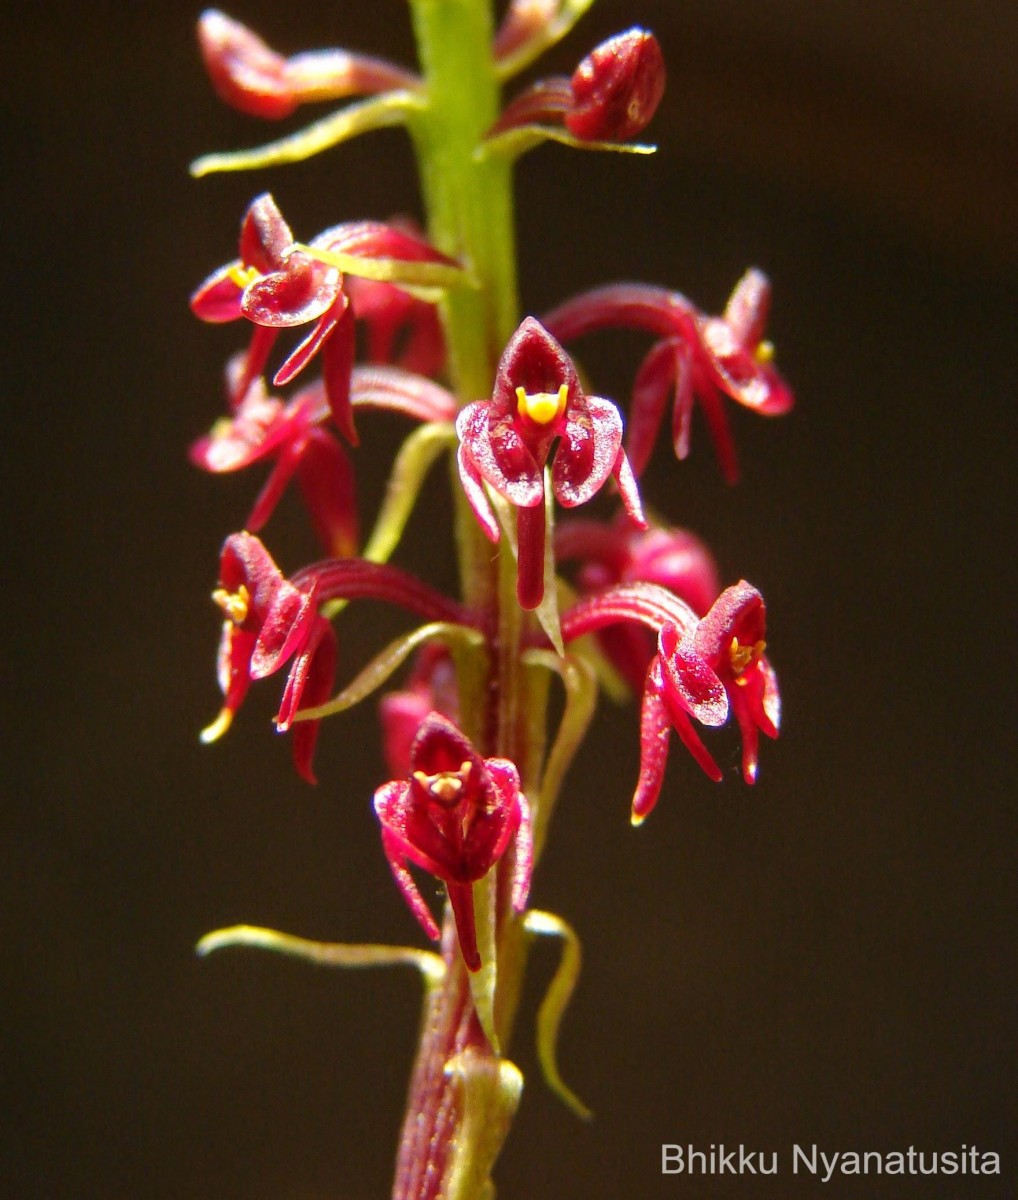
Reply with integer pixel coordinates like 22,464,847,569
2,2,1015,1197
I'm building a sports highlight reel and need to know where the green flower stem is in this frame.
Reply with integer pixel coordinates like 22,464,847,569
394,2,545,1197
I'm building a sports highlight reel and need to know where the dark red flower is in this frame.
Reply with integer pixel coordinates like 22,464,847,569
379,645,460,778
561,579,780,820
691,580,780,786
456,317,645,608
346,275,445,378
555,516,719,691
489,28,664,144
374,714,533,971
202,532,335,783
543,269,794,482
633,583,781,819
190,361,357,557
197,10,419,120
566,28,665,141
191,195,456,444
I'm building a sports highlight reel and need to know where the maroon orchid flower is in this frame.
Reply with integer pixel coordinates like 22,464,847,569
543,269,794,482
374,714,533,971
489,28,665,143
555,516,720,692
690,580,780,786
202,531,336,783
456,316,646,609
198,9,419,121
190,360,357,557
191,194,457,444
561,579,780,820
633,582,780,819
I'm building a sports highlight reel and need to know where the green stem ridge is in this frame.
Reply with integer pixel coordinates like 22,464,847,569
393,2,549,1197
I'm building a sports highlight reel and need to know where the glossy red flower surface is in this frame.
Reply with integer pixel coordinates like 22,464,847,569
374,714,532,971
457,317,645,608
191,195,456,444
691,580,780,786
556,516,719,691
190,362,357,557
202,531,335,783
561,578,779,820
566,28,665,141
543,269,793,481
198,9,418,120
634,582,780,819
489,27,664,144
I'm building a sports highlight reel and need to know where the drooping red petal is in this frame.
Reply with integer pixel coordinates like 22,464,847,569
632,663,673,822
295,427,359,557
456,443,501,543
611,446,647,528
281,619,337,785
456,404,543,509
190,264,245,324
320,302,357,444
273,307,339,386
627,337,677,475
657,622,728,727
378,822,442,942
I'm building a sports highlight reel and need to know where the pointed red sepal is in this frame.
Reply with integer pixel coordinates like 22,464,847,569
374,714,531,971
277,617,337,784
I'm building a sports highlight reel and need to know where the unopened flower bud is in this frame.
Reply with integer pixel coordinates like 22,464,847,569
566,28,665,142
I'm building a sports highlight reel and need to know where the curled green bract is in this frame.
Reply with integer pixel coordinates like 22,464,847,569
362,422,459,567
196,924,446,987
294,621,484,722
191,90,424,176
524,909,592,1119
478,124,656,164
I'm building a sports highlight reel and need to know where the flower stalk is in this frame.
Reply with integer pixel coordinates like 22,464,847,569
187,0,793,1195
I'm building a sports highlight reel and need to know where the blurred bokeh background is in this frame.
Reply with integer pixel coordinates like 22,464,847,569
2,2,1014,1197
